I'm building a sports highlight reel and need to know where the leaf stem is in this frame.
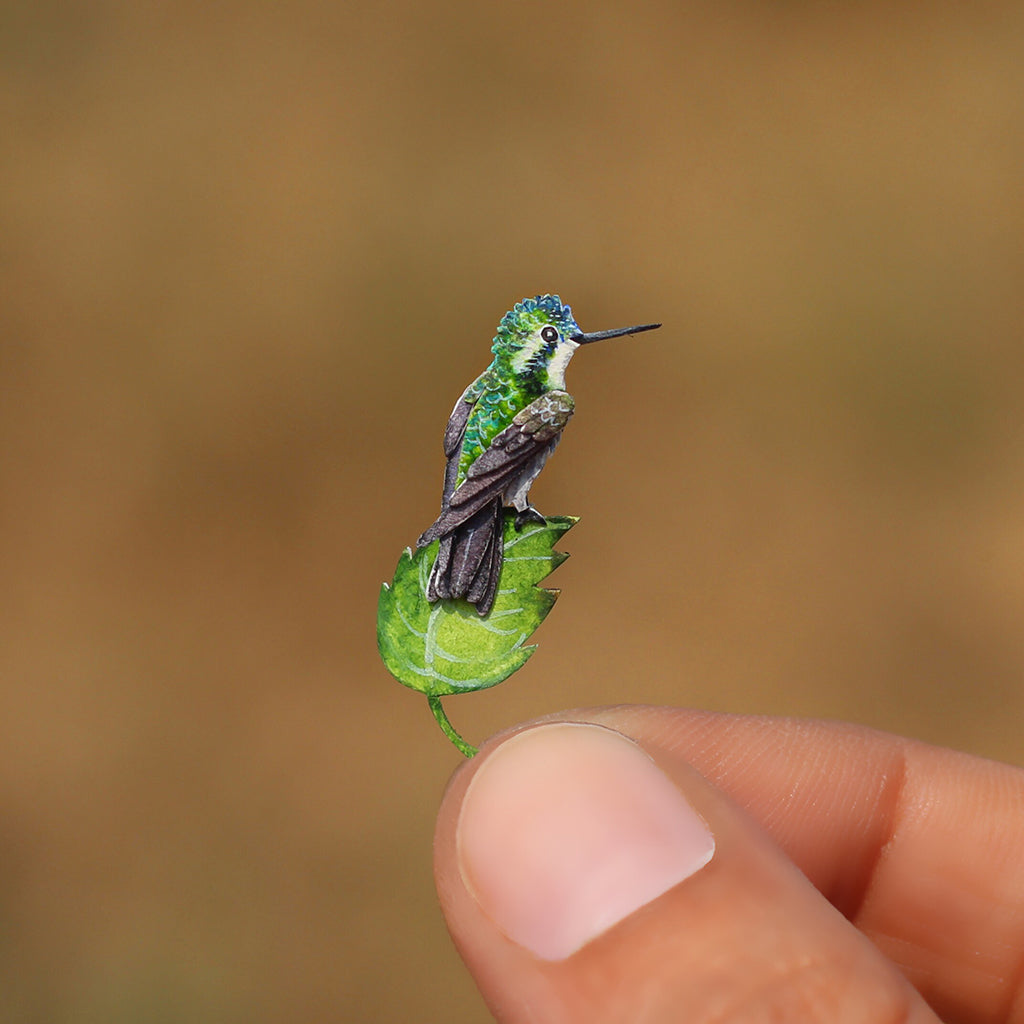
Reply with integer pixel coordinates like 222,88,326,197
427,695,478,758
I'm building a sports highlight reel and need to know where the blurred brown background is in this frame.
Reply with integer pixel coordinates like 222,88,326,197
2,0,1022,1020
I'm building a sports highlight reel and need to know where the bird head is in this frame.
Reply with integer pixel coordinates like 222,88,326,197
491,294,659,391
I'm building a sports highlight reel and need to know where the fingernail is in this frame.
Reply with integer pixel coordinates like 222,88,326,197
456,722,715,961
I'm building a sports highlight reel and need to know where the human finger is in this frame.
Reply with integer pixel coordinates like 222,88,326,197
435,720,939,1023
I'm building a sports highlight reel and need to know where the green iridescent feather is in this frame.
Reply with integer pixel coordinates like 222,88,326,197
453,295,581,488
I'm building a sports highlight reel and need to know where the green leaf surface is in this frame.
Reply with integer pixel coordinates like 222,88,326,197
377,513,577,698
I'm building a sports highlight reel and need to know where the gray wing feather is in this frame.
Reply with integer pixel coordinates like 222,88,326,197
439,396,474,508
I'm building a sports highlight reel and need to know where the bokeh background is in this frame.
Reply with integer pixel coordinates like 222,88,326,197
2,0,1023,1020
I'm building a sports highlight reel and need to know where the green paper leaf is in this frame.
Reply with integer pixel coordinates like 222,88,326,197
377,514,577,698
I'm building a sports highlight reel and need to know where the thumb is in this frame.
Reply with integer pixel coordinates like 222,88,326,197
434,721,937,1023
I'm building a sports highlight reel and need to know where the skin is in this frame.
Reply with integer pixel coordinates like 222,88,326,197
434,707,1024,1023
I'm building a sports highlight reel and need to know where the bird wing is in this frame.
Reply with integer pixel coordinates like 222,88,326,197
439,393,475,508
419,391,574,543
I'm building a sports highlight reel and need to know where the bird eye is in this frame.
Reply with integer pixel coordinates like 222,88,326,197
541,326,559,343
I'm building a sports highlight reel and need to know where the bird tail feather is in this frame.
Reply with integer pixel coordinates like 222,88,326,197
425,499,502,616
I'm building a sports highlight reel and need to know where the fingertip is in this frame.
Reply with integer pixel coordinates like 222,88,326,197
456,723,715,961
434,719,934,1023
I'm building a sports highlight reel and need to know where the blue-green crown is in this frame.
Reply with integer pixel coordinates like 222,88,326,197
491,295,579,357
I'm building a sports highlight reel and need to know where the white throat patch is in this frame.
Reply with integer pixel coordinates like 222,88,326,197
544,338,579,390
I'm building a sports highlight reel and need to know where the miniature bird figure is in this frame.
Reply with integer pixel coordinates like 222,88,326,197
417,295,660,616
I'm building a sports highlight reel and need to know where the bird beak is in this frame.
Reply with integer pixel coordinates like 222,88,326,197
571,322,661,344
